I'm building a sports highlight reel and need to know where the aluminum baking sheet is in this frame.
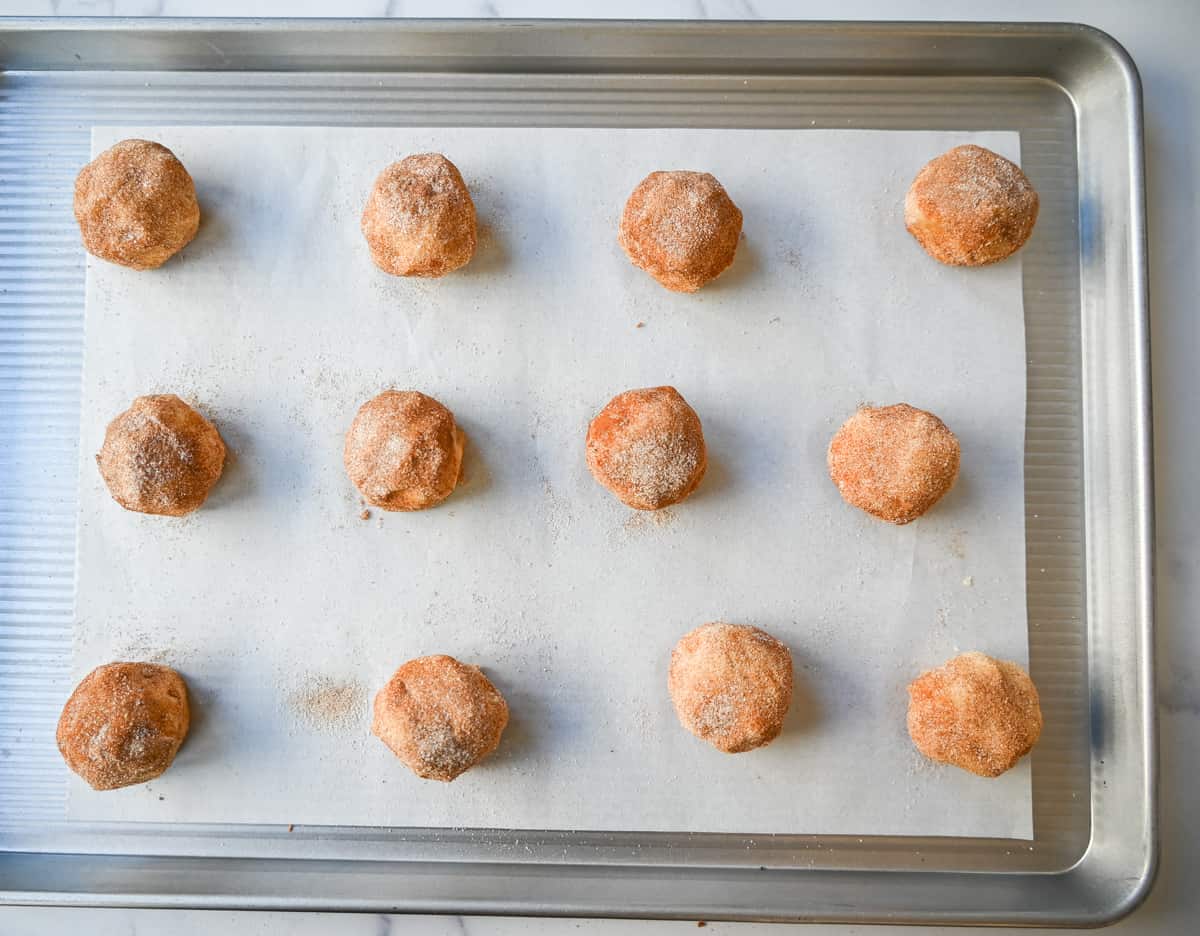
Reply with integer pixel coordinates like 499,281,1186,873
0,19,1154,926
70,125,1029,837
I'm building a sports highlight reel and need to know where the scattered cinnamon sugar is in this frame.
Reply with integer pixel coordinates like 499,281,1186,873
360,153,477,277
904,144,1039,266
906,651,1043,777
359,509,370,521
618,170,742,292
668,623,793,753
586,386,707,510
289,676,365,732
621,505,677,536
827,403,960,524
541,477,575,544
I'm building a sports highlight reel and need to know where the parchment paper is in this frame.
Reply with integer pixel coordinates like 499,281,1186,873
71,126,1030,837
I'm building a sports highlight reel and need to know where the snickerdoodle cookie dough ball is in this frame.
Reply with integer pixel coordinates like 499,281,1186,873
904,144,1039,266
907,651,1043,777
361,153,477,277
618,170,743,292
344,389,464,511
586,385,707,510
74,139,200,270
372,655,509,782
97,394,226,517
56,662,191,791
827,403,960,525
669,622,793,753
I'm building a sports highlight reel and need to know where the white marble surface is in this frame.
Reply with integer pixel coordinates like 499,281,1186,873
0,0,1195,933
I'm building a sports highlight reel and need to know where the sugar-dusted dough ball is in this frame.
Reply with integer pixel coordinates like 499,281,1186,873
372,655,509,782
361,153,477,277
669,622,793,753
97,394,226,517
56,662,190,791
618,170,743,292
586,386,707,511
827,403,960,525
73,139,200,270
907,651,1043,777
344,390,464,512
905,144,1039,266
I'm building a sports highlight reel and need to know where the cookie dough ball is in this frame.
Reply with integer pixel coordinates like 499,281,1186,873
344,390,464,512
372,655,509,781
56,662,190,791
361,153,477,277
74,139,200,270
586,386,707,510
669,623,793,753
97,394,226,517
618,171,743,292
907,651,1043,777
827,403,960,525
905,144,1039,266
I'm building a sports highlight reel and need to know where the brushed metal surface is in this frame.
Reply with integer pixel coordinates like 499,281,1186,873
0,19,1153,925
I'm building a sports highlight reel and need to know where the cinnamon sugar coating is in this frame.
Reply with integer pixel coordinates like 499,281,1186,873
74,139,199,270
827,403,960,525
343,389,464,512
56,662,190,791
904,144,1039,266
361,153,477,277
97,394,226,517
586,386,707,511
669,623,793,753
372,655,509,782
907,651,1043,777
618,170,743,292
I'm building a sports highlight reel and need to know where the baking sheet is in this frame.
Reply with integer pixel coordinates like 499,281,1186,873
71,126,1029,837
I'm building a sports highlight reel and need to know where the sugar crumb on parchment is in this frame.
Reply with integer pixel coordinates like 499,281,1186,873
286,675,366,732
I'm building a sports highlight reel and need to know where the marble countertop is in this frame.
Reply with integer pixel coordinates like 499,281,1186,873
2,1,1195,933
